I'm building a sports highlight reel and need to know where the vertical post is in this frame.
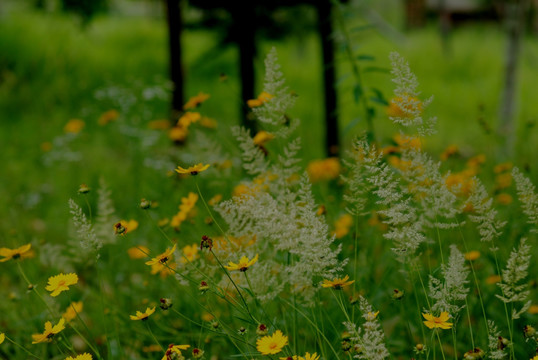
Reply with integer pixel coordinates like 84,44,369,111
317,0,339,157
165,0,184,118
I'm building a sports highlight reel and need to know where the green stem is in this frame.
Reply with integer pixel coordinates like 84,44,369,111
5,335,41,359
145,321,164,352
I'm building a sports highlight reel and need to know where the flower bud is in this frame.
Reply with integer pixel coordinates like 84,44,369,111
392,289,405,300
140,198,151,210
160,298,173,310
199,281,209,293
114,222,126,235
192,348,204,359
200,235,213,251
256,323,268,336
78,184,90,194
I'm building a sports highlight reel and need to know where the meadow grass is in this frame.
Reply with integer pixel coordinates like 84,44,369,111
0,4,537,360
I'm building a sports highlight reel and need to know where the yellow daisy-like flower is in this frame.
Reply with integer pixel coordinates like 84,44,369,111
422,312,453,330
151,261,177,278
280,356,298,360
120,219,139,234
145,244,177,266
65,353,93,360
256,330,288,355
31,318,66,344
184,91,210,110
464,251,480,261
0,333,4,345
0,243,34,262
175,163,210,175
127,245,150,259
162,344,190,360
321,275,355,290
247,91,274,108
62,301,83,322
253,131,275,146
130,307,155,321
181,244,199,263
64,119,85,134
301,352,320,360
178,112,201,128
224,254,259,272
97,109,119,126
307,158,341,183
45,273,79,297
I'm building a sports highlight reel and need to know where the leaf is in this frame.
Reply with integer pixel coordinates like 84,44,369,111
357,54,375,61
363,66,390,74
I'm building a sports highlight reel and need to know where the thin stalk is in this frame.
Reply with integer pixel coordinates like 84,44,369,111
145,321,164,352
5,335,41,359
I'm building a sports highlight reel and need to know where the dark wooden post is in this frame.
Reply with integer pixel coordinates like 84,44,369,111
165,0,184,117
316,0,339,157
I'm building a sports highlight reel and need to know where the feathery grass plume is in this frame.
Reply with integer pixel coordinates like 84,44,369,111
344,296,390,359
252,47,297,132
39,243,73,271
217,175,345,304
343,137,427,260
512,167,538,232
231,126,269,177
487,320,508,359
398,146,460,229
496,238,532,319
467,177,506,249
94,178,116,245
68,199,101,253
389,52,436,136
428,244,470,316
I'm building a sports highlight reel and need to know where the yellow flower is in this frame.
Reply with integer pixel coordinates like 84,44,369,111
127,245,150,259
321,275,355,289
495,173,512,190
120,219,138,234
301,353,320,360
332,214,353,239
64,119,85,134
253,131,275,146
199,116,218,129
387,96,422,118
528,304,538,314
225,254,259,272
0,333,4,345
169,126,188,142
162,344,190,360
97,109,119,126
145,244,177,266
494,162,513,174
440,144,459,161
466,154,486,169
130,307,155,321
65,353,93,360
208,194,222,206
181,244,199,263
393,133,422,150
280,356,299,360
175,163,210,175
150,261,177,278
62,301,83,322
45,273,78,297
0,243,34,262
184,92,210,110
247,91,274,108
464,251,480,261
31,318,66,344
178,112,201,128
366,311,380,321
422,312,452,330
256,330,288,355
496,193,513,205
486,275,502,285
307,158,341,183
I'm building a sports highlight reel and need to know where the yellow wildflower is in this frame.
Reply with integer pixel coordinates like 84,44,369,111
307,158,341,182
332,214,353,239
496,193,513,205
387,96,422,118
225,254,259,272
45,273,78,297
495,173,512,190
169,126,188,142
486,275,502,284
143,344,162,352
145,244,177,266
150,261,176,278
97,109,119,126
183,92,210,110
120,219,138,234
247,91,274,108
422,312,452,329
62,301,83,322
31,318,65,344
467,154,486,169
64,119,85,134
366,311,380,321
393,133,422,150
178,112,201,128
256,330,288,355
494,162,513,174
253,131,275,146
199,116,217,129
127,245,149,259
528,304,538,314
208,194,222,206
162,344,190,360
440,144,459,161
464,251,480,261
0,243,34,262
175,163,210,175
130,307,155,321
181,244,199,263
321,275,355,289
0,333,4,345
65,354,93,360
301,353,321,360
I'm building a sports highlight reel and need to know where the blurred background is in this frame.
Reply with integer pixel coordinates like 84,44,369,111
1,0,537,236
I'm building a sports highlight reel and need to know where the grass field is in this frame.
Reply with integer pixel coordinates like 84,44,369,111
1,2,537,360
